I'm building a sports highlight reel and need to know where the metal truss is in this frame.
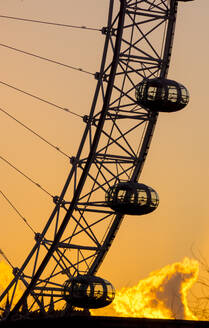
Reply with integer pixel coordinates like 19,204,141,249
0,0,180,319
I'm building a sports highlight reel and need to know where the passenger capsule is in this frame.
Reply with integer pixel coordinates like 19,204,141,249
63,275,115,309
106,181,159,215
135,78,189,112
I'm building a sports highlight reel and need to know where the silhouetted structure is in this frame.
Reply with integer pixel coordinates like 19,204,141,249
0,316,208,328
0,0,194,321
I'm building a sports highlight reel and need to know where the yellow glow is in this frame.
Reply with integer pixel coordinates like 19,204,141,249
92,258,199,320
0,261,22,310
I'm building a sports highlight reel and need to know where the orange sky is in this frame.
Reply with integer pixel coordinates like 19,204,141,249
0,0,208,299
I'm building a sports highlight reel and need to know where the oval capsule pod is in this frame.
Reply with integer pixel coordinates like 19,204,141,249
63,275,115,309
135,78,189,112
106,181,159,215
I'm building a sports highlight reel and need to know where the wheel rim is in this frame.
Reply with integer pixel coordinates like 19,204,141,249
1,0,183,317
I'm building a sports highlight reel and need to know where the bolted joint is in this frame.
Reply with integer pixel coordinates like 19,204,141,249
70,156,76,165
101,26,116,36
82,115,96,126
35,232,42,242
53,195,59,204
70,156,82,168
83,115,89,123
94,72,108,82
13,267,21,277
94,72,101,80
53,195,66,208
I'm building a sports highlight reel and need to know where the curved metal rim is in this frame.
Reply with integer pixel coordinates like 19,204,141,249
89,0,179,275
5,0,126,318
3,0,181,318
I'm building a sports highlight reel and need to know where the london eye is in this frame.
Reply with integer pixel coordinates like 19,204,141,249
0,0,193,320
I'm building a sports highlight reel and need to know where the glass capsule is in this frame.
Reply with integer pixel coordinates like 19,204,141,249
135,78,189,112
63,275,115,309
106,181,159,215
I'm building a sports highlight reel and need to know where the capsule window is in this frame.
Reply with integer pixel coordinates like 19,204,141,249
147,86,157,100
130,192,135,203
137,190,147,205
180,86,189,104
86,284,91,297
168,85,178,102
74,282,87,298
117,189,126,202
106,282,115,301
150,191,159,207
141,83,147,97
94,283,103,299
161,87,166,100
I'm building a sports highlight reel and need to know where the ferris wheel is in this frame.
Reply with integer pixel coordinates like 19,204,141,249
0,0,193,320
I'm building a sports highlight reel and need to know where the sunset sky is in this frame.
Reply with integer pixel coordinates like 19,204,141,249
0,0,208,301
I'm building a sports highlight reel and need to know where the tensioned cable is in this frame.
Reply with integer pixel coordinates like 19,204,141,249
0,15,102,32
0,80,83,118
0,155,53,198
0,106,70,159
0,248,14,268
0,43,94,76
0,190,36,234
